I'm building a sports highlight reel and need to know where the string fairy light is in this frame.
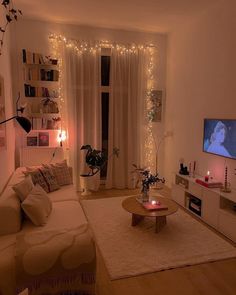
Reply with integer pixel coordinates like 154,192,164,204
144,46,157,173
49,33,156,55
49,34,157,170
49,35,68,151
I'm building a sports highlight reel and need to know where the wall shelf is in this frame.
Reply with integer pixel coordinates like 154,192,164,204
20,49,62,165
23,63,58,67
30,113,60,118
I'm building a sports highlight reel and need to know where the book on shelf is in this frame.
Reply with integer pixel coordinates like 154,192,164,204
24,68,59,81
22,49,58,65
24,84,59,98
40,69,59,81
23,67,39,80
195,178,223,188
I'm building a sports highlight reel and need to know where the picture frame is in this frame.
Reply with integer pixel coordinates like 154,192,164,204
26,136,38,146
38,132,49,146
148,90,163,122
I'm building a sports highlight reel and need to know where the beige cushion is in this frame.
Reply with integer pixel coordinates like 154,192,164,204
48,184,78,202
24,168,60,193
21,184,52,226
43,160,72,186
22,201,87,233
12,176,34,202
0,187,22,235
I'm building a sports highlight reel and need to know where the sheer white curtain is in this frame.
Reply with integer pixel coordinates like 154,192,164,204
62,45,101,190
106,49,147,189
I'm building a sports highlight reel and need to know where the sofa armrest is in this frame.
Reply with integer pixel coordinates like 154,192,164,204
0,188,22,235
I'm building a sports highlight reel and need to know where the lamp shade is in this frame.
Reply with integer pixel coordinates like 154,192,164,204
16,116,31,133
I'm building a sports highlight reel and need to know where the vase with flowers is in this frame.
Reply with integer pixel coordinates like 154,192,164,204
139,168,165,202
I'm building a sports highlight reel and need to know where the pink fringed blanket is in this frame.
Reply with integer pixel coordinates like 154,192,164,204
15,224,96,295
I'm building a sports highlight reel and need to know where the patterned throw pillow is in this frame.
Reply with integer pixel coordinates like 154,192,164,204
43,160,73,186
25,168,60,193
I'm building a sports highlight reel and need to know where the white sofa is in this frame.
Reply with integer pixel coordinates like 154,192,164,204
0,167,96,295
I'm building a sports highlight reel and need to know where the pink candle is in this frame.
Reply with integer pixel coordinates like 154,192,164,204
205,171,210,182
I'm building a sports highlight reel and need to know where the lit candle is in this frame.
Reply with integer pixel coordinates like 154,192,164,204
205,171,210,182
151,200,156,205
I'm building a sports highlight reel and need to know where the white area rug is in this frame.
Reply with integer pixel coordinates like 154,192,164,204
81,196,236,280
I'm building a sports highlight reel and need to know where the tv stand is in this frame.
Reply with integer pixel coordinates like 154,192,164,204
172,173,236,243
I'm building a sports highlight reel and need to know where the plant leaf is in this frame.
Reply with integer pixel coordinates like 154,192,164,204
6,14,12,22
1,0,9,8
10,8,16,14
81,144,92,151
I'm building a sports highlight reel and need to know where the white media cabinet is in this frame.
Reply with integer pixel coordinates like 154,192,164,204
171,173,236,243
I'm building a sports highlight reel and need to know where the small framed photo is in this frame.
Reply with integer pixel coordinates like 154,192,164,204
148,90,163,122
38,132,49,146
27,136,38,146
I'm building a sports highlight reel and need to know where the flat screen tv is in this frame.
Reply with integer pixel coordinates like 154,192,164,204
203,119,236,160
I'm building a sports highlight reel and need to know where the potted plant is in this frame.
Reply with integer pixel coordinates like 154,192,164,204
132,164,165,202
80,145,119,195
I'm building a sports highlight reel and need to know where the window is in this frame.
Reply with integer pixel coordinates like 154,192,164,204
101,53,111,178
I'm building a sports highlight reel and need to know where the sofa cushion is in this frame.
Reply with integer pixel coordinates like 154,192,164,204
43,160,73,186
12,176,34,202
21,185,52,226
0,187,22,235
48,184,78,202
22,201,87,232
24,168,60,193
7,167,40,187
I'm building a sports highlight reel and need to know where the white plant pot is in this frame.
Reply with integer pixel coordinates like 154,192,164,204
80,174,100,196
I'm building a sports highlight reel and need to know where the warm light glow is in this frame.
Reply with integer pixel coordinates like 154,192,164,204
151,200,156,205
207,171,210,176
49,33,156,55
49,34,158,166
144,46,157,173
57,130,66,144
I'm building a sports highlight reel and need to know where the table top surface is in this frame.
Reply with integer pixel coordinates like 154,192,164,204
122,195,178,217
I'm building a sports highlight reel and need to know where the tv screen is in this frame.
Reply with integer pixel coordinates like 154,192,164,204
203,119,236,160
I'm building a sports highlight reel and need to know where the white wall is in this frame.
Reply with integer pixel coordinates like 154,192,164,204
13,19,167,174
0,11,15,193
165,0,236,188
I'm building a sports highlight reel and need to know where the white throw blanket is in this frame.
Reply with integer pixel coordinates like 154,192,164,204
15,224,96,295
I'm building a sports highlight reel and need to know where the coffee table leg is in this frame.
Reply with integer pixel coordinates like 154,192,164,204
155,216,167,233
132,214,144,226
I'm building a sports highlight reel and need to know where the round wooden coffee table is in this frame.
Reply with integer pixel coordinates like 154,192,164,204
122,195,178,233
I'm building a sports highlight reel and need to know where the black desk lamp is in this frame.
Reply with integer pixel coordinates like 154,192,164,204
0,93,31,133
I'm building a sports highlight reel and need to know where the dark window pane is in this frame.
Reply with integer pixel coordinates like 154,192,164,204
101,92,109,178
101,56,110,86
